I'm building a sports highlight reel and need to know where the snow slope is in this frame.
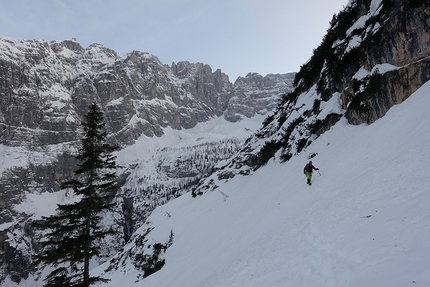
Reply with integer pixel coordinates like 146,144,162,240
93,80,430,287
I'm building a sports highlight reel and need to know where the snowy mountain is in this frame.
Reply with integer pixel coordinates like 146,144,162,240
190,0,430,186
94,78,430,287
0,34,294,175
89,0,429,285
0,34,294,283
2,0,430,285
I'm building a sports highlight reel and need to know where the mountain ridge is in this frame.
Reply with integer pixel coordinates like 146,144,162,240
0,35,293,283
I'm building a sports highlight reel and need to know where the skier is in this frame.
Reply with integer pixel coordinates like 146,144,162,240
303,160,319,186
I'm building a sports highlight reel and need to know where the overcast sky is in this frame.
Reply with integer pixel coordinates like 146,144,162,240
0,0,347,81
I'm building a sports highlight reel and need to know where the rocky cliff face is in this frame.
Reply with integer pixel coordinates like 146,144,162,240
336,0,430,124
0,39,291,177
0,36,293,283
0,35,293,209
225,72,294,121
290,0,430,126
0,37,293,149
193,0,430,194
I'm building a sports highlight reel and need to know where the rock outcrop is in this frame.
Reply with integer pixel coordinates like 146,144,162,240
225,72,295,121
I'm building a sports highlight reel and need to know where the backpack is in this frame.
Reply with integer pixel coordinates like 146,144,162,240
305,164,313,172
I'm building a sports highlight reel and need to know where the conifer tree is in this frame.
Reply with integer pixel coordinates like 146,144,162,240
34,102,119,287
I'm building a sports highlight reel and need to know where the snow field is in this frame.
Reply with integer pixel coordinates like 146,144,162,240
95,81,430,286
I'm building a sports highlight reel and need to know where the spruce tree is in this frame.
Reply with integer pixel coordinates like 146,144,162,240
34,102,118,287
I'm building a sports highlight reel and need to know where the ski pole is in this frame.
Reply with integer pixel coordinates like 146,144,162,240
317,170,321,176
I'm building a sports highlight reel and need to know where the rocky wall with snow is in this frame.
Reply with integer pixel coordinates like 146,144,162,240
0,35,294,283
0,35,294,223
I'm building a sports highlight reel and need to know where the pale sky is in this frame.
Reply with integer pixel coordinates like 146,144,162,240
0,0,347,81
